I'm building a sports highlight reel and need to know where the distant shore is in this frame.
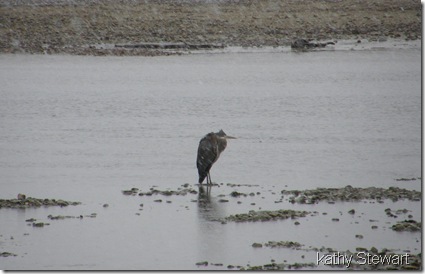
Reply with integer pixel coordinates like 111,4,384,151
0,0,421,56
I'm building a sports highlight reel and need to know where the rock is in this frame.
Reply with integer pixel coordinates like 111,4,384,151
230,191,244,197
252,243,263,248
348,209,355,215
391,220,421,232
196,261,208,266
356,247,368,252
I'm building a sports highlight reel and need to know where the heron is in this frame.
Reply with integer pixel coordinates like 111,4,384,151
196,129,236,185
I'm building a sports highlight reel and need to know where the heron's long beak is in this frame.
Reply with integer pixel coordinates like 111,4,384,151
225,135,237,139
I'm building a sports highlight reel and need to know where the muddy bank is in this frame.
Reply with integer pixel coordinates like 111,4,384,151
0,0,421,55
282,185,421,204
222,209,310,223
0,194,81,209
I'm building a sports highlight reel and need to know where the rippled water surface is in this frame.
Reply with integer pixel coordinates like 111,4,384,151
0,43,421,270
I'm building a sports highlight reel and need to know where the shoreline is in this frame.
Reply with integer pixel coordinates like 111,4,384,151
0,0,421,56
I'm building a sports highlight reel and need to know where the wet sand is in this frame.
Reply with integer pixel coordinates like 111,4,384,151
0,0,421,55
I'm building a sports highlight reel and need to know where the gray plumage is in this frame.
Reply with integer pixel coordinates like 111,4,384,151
196,129,236,184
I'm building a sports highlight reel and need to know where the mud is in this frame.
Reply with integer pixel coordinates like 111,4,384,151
0,195,81,209
282,186,421,204
222,209,310,223
0,0,421,55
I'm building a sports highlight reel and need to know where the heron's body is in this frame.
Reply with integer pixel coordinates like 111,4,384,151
196,130,235,184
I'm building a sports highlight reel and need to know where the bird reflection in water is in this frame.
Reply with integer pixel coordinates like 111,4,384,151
197,184,227,223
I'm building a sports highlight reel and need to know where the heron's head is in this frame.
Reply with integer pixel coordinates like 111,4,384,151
216,129,237,139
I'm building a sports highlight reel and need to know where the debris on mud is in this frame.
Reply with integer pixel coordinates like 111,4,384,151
283,186,421,204
0,195,81,209
291,39,335,50
222,209,309,223
391,220,421,232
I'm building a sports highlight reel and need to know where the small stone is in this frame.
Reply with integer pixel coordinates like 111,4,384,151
218,199,229,203
332,218,340,222
103,204,109,208
294,221,300,225
348,209,355,215
154,199,162,202
356,247,368,252
371,225,378,229
196,261,208,266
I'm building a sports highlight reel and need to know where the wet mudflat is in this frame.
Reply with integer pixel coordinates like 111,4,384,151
0,42,421,270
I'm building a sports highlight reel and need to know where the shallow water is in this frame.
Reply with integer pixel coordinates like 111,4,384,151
0,43,421,270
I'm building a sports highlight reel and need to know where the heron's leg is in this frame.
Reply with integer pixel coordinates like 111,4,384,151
207,172,212,185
